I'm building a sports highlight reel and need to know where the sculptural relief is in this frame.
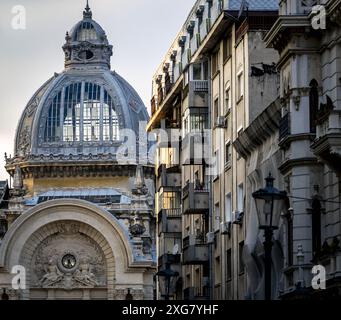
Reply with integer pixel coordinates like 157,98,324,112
31,223,107,290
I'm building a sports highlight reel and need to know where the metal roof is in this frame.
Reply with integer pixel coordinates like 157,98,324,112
38,188,122,198
25,188,132,206
229,0,278,11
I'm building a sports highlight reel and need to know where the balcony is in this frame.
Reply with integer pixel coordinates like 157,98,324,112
311,109,341,172
190,80,208,92
279,113,291,141
158,209,182,234
184,286,210,300
182,183,209,215
182,235,209,265
158,126,181,148
159,165,181,189
181,132,209,166
188,81,209,109
158,253,181,268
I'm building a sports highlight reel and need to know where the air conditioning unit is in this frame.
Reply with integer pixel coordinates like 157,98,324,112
215,116,227,128
220,221,232,235
206,232,215,244
233,211,245,225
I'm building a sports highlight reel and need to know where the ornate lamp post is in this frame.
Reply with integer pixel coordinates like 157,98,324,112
252,173,287,300
156,263,179,300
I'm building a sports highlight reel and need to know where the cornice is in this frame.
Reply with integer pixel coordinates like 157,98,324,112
5,161,155,180
279,157,320,175
279,133,316,149
265,15,311,49
233,99,281,159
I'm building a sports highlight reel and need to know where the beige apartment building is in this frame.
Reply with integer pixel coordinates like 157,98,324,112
147,0,279,300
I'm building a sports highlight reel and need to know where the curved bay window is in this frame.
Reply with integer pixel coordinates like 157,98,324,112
44,82,120,143
182,108,208,137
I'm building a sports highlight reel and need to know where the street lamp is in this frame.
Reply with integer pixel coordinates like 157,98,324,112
156,263,179,300
252,173,287,300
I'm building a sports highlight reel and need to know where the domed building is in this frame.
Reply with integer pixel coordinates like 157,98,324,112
0,3,156,300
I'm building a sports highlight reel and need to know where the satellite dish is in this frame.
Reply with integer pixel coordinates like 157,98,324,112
172,244,179,255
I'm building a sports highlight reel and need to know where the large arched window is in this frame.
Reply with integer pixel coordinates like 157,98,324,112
44,82,120,143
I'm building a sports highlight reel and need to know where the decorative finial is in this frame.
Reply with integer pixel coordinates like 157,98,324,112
83,0,92,19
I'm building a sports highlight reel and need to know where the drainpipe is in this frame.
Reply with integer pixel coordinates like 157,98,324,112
207,55,214,300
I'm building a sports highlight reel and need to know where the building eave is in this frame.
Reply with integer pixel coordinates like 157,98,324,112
233,99,281,159
264,15,311,48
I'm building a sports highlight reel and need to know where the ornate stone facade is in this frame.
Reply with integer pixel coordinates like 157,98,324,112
0,3,156,300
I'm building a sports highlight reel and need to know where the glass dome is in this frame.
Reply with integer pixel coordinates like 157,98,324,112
44,82,119,144
12,5,150,160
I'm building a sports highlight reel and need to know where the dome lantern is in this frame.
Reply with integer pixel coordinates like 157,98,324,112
83,0,92,19
63,1,113,70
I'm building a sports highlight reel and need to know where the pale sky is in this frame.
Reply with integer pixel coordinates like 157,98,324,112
0,0,195,180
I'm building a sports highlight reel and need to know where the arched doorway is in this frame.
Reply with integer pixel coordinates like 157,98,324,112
0,199,152,300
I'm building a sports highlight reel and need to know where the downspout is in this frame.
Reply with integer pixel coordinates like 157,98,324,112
207,55,214,300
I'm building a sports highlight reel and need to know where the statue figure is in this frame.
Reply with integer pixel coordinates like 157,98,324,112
74,260,98,287
40,259,63,287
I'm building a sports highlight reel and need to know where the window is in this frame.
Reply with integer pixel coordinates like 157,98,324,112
287,209,293,266
214,98,219,120
237,184,244,213
223,36,232,61
237,71,244,101
203,61,209,80
225,193,232,223
225,142,231,165
62,83,81,142
160,191,181,210
83,83,101,142
225,87,231,114
226,249,232,280
309,79,319,134
75,22,98,41
208,0,213,18
192,63,202,80
182,108,208,135
239,242,245,274
212,50,220,75
218,0,224,11
214,150,220,179
311,198,322,261
45,91,62,142
215,256,221,284
215,203,220,231
44,82,120,143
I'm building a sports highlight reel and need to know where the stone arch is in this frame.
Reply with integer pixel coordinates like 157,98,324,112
0,199,136,299
19,220,115,300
